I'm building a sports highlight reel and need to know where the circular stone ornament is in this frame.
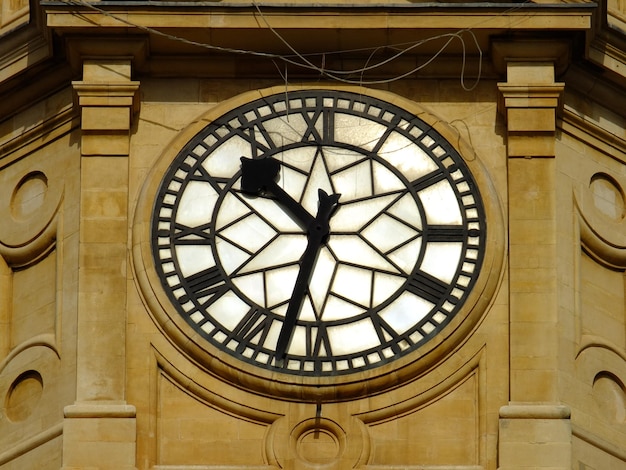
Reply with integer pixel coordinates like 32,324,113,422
5,370,43,422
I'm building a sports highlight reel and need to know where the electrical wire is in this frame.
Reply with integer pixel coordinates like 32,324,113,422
58,0,533,90
251,1,484,88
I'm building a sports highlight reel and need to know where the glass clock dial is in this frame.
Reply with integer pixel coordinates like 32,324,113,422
152,90,485,376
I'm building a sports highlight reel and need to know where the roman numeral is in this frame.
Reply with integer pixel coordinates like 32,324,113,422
406,270,451,305
170,222,212,244
301,110,323,142
371,115,402,154
427,225,466,242
410,168,447,192
309,325,332,358
230,307,273,353
234,123,276,157
371,315,400,346
178,266,227,304
189,165,229,193
322,107,335,142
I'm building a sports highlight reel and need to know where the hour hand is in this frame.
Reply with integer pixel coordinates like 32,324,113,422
240,157,315,229
240,156,281,195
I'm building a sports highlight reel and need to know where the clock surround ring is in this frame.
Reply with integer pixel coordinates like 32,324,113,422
132,85,504,402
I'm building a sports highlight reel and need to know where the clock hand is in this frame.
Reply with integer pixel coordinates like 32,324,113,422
240,157,315,229
275,188,340,367
240,157,341,367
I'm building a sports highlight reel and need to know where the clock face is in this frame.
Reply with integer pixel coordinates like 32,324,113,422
152,90,485,376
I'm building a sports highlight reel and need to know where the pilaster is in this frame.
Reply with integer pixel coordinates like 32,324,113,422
62,58,139,470
499,405,572,470
495,40,571,469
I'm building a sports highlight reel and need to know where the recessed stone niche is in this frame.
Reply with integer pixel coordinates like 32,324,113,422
590,173,625,221
5,370,43,422
11,171,48,221
593,372,626,424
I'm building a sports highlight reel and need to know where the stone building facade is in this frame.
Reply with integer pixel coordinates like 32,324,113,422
0,1,625,469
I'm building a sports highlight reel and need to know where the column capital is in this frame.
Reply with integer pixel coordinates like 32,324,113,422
491,38,571,77
496,62,564,157
72,58,140,156
72,82,140,113
492,39,570,158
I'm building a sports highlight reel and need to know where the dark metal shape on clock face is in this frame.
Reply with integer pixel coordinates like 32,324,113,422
240,156,341,366
152,90,486,376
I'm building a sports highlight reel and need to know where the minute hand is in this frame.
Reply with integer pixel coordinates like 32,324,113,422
240,157,340,367
275,189,340,366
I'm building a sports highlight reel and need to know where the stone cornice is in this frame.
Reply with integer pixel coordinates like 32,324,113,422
43,1,594,31
0,0,52,83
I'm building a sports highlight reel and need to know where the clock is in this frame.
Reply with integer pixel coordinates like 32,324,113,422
151,89,486,377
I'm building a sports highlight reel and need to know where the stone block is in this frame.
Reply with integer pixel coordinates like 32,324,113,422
79,218,128,244
510,369,559,402
82,106,130,131
83,59,132,83
507,62,555,84
81,156,129,189
509,322,559,360
82,189,128,219
507,108,556,132
81,132,130,156
499,404,571,469
507,134,556,157
62,407,137,469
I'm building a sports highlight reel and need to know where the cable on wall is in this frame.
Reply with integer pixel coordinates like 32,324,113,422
59,0,533,90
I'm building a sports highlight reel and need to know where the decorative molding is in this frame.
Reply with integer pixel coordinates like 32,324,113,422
575,186,626,270
577,334,626,363
573,343,626,460
64,36,149,77
153,467,278,470
0,160,64,267
578,210,626,269
364,467,483,470
356,347,484,424
491,38,571,77
72,59,140,156
0,342,65,466
0,334,59,374
266,415,368,469
0,100,77,168
499,404,571,420
560,106,626,166
154,349,281,425
72,82,141,116
0,0,51,84
0,422,63,466
64,403,137,419
587,35,626,84
572,424,626,463
496,58,565,156
497,83,564,121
